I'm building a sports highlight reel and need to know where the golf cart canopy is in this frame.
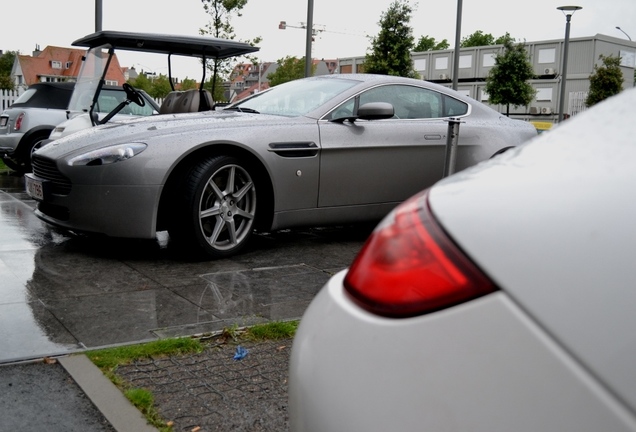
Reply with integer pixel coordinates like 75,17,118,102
72,30,259,59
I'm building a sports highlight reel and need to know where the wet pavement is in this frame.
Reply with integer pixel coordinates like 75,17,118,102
0,169,371,364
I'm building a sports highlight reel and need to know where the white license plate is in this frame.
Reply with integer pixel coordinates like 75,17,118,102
0,117,7,127
25,175,44,200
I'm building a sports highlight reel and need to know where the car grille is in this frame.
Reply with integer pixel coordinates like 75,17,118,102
31,154,72,195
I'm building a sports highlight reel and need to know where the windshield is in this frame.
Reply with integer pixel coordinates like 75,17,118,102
228,77,360,117
67,44,111,113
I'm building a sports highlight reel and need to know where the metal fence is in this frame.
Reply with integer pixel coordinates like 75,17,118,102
569,91,589,117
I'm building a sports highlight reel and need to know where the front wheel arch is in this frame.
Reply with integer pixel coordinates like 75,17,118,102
157,146,274,243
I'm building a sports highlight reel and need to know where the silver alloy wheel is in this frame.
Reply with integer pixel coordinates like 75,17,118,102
198,163,256,252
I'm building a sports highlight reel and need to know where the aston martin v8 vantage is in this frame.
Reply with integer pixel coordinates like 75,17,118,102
25,73,537,258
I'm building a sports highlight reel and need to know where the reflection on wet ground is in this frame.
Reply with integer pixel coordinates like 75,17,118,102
0,171,372,363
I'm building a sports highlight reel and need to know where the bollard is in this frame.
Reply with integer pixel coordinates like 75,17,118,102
443,117,464,178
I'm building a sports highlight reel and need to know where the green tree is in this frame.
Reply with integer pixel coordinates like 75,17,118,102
127,72,153,93
484,37,536,116
364,0,418,78
585,54,623,107
461,30,495,47
461,31,511,48
203,74,227,101
200,0,261,95
0,50,17,90
267,56,315,87
149,74,173,99
414,35,450,52
494,33,512,45
180,78,198,91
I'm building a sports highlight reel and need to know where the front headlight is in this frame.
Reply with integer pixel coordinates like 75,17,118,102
68,143,147,166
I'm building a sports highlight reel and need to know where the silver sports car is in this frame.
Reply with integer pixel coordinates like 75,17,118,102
26,74,537,258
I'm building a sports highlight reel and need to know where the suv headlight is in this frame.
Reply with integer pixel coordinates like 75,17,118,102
68,143,147,166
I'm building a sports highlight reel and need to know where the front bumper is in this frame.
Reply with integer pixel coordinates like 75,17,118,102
0,133,23,157
288,271,636,432
27,173,162,239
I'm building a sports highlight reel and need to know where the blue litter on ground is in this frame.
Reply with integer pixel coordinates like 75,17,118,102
233,345,248,360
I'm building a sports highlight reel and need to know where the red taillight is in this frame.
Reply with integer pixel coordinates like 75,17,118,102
14,112,25,131
343,190,497,318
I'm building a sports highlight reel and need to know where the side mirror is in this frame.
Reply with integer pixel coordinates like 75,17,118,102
357,102,394,120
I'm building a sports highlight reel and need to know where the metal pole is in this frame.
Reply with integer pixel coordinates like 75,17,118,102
443,118,462,177
95,0,102,32
452,0,462,90
557,13,572,123
305,0,314,77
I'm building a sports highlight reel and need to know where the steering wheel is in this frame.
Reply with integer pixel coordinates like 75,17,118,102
123,83,145,107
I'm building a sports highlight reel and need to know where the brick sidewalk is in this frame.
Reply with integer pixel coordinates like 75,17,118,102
115,338,294,432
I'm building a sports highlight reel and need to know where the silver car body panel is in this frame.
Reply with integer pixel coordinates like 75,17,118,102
29,74,537,239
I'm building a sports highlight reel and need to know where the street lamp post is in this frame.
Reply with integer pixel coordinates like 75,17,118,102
451,0,462,91
616,26,632,41
95,0,102,31
557,5,582,123
305,0,314,78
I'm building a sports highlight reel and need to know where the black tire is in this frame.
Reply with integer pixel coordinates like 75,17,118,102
17,133,49,172
1,157,22,172
170,155,257,259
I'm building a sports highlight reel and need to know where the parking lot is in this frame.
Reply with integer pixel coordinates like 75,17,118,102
0,170,371,363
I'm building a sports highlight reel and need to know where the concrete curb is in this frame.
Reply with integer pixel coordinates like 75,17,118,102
59,355,158,432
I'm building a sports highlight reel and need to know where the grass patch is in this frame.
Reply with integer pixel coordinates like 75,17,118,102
124,388,170,431
0,159,8,172
86,337,203,431
85,321,298,431
86,337,203,371
244,320,298,340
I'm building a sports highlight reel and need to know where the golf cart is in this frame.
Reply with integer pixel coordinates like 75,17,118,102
47,30,259,140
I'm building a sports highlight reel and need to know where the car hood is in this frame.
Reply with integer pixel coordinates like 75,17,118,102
37,110,297,158
428,88,636,412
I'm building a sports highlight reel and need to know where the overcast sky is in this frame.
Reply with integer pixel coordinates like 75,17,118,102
2,0,634,80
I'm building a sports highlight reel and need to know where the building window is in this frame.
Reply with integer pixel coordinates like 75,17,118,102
435,57,449,70
480,88,489,101
105,80,118,86
538,49,556,64
482,54,496,67
414,58,426,71
536,88,553,102
619,50,635,68
51,61,62,69
459,54,472,69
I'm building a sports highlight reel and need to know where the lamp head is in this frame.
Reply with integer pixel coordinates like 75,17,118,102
557,5,582,14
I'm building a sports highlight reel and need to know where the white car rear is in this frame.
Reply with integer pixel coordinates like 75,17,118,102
288,87,636,432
